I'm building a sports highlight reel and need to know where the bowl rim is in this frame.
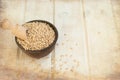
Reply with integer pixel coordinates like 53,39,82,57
15,20,58,53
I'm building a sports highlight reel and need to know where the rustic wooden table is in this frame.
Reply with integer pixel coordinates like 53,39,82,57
0,0,120,80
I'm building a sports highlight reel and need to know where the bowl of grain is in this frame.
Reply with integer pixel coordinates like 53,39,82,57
15,20,58,58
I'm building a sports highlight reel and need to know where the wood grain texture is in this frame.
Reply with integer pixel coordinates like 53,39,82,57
0,0,53,80
0,0,120,80
54,0,90,79
17,0,54,79
84,0,120,80
0,0,26,79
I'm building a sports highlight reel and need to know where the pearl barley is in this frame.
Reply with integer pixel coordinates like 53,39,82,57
17,22,55,50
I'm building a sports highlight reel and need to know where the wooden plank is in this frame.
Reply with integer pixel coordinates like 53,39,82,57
0,0,26,79
84,0,120,79
18,0,54,80
54,0,90,80
108,0,120,80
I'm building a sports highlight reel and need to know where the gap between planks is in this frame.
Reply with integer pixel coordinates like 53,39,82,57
81,0,91,80
51,0,56,79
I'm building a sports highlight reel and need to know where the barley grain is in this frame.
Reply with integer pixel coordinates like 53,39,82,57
17,22,55,50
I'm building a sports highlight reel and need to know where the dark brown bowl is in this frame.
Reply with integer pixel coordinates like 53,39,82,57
15,20,58,58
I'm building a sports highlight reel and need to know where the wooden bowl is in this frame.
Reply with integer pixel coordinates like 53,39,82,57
15,20,58,58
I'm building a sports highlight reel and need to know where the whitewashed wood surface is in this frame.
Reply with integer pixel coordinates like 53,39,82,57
0,0,120,80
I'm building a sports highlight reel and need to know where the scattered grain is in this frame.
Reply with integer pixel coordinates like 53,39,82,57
62,42,64,45
64,33,67,36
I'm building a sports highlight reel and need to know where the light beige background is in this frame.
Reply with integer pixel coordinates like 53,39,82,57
0,0,120,80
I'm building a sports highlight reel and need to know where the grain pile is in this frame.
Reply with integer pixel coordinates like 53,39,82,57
17,22,55,50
